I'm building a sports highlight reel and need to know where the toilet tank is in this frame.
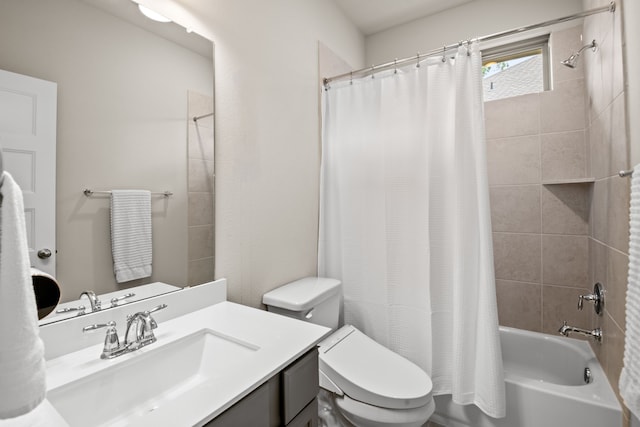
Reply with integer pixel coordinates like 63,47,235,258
262,277,342,330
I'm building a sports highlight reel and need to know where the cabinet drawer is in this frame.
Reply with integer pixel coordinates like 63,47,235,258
282,348,319,424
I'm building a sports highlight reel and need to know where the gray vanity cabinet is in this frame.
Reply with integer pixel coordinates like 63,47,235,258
205,347,319,427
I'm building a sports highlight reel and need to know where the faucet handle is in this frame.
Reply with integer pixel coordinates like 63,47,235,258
82,320,116,333
577,283,604,315
56,305,86,315
110,292,135,307
126,303,167,321
146,304,167,331
577,295,585,310
145,303,168,315
83,321,122,359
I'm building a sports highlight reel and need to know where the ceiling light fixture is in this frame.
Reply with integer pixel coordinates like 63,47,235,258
137,4,172,23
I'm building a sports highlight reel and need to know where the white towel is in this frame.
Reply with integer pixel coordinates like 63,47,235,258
0,172,46,419
110,190,152,283
621,163,640,418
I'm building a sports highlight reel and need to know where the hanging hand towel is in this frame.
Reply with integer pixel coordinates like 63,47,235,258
110,190,152,283
620,164,640,418
0,172,46,419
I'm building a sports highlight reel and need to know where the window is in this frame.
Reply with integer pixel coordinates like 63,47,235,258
482,35,550,102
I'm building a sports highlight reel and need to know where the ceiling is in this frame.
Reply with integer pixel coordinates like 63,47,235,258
333,0,476,36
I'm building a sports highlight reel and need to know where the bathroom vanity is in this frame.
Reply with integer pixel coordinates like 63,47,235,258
40,279,330,426
206,348,319,427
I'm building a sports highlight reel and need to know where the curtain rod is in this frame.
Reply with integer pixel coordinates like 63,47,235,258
323,1,616,88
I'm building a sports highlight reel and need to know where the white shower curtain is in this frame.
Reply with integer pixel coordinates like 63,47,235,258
319,42,505,418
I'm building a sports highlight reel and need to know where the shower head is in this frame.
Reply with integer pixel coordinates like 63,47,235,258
561,40,597,68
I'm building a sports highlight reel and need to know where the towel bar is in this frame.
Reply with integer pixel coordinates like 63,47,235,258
83,189,173,197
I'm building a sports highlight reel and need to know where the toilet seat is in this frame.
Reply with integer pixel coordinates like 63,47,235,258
318,325,433,410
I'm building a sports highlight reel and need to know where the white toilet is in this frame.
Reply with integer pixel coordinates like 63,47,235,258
263,277,435,427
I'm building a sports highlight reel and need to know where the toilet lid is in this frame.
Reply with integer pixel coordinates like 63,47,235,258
318,325,433,410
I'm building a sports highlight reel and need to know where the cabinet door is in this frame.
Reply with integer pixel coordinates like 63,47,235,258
287,399,318,427
205,382,270,427
282,348,319,424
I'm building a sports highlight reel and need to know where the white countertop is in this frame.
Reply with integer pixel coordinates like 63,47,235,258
45,301,330,426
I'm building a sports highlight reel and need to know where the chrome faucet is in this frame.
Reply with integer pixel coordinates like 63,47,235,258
558,321,602,342
124,304,167,350
82,303,168,359
79,290,101,312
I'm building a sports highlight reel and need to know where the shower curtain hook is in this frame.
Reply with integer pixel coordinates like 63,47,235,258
416,52,421,68
442,46,447,63
371,65,375,79
394,58,398,74
467,37,474,56
350,71,353,85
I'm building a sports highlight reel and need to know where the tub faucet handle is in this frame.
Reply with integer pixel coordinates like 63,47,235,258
577,295,590,310
577,283,604,315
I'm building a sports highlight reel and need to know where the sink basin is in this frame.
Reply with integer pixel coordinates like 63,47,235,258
48,329,260,427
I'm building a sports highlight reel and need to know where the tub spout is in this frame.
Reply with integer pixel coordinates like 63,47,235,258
558,321,602,342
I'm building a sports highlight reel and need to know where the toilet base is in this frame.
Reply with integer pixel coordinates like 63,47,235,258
327,392,435,427
319,389,354,427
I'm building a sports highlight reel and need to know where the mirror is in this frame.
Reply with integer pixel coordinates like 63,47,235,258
0,0,215,324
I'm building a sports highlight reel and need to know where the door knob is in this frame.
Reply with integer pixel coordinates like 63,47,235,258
37,248,52,259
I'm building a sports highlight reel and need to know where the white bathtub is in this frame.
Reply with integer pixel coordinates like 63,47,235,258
430,326,622,427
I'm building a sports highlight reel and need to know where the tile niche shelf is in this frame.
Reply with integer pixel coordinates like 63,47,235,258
542,177,596,185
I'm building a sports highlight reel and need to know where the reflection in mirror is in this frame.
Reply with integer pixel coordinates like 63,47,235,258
32,268,61,320
0,0,215,324
39,282,181,325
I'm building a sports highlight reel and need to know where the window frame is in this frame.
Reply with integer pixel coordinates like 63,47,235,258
481,35,551,98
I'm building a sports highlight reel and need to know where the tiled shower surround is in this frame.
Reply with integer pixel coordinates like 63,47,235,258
488,24,593,337
488,10,630,424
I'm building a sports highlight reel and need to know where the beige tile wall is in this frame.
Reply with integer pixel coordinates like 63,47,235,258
488,25,592,336
488,9,631,425
187,91,215,285
583,0,630,424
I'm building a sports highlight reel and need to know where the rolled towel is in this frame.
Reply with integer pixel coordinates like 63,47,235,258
0,172,46,419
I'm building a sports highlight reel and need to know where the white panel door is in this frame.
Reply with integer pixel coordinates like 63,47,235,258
0,69,57,276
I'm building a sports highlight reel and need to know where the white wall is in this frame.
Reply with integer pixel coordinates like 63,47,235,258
157,0,365,307
365,0,584,65
212,0,364,308
0,0,213,302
